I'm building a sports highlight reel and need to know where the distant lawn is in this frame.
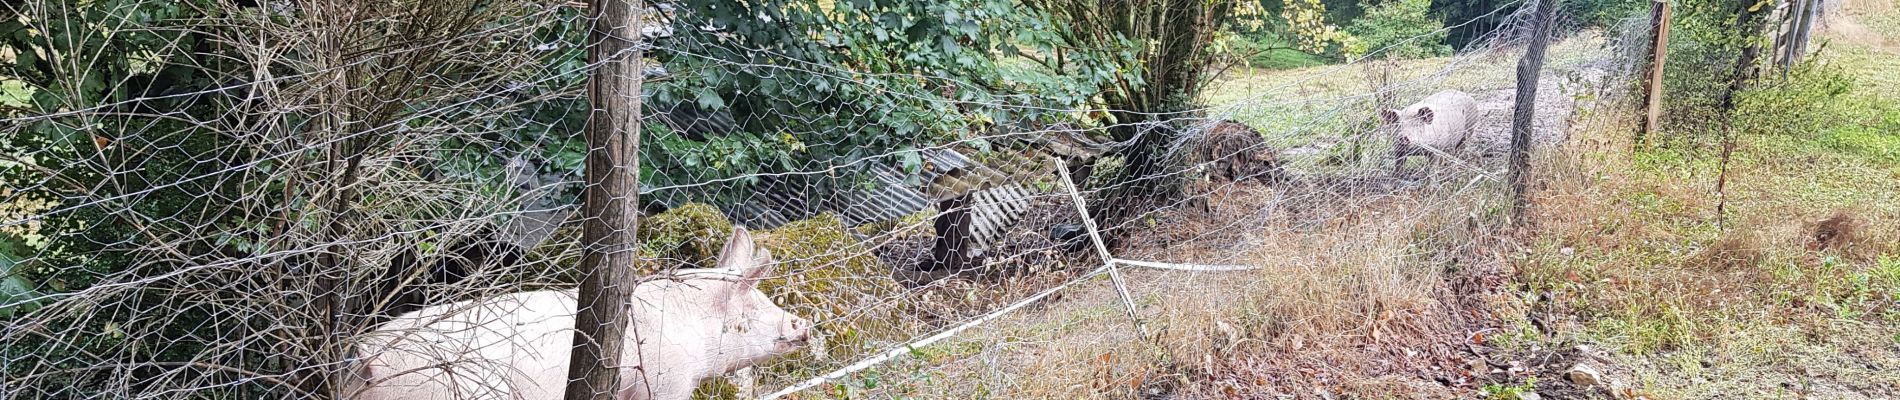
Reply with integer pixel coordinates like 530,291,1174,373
1232,33,1335,71
1247,48,1332,70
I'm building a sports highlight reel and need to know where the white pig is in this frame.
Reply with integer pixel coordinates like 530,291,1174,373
342,226,812,400
1383,89,1479,173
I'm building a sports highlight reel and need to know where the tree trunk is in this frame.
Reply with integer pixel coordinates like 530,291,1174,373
1093,122,1179,241
564,0,645,399
1083,0,1231,241
306,5,366,392
1508,0,1558,218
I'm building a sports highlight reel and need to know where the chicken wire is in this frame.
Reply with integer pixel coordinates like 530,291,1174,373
0,0,1648,398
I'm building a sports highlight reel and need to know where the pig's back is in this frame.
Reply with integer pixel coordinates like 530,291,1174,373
1430,90,1478,128
1415,90,1478,149
350,291,578,399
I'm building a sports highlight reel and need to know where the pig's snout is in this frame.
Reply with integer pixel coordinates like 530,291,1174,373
780,317,814,347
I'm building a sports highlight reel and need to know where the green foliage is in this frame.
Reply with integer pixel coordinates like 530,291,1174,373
1281,0,1357,53
1427,0,1643,49
1346,0,1452,58
1236,0,1366,64
0,80,29,107
1564,0,1648,29
2,0,567,396
0,232,41,318
1734,62,1869,138
1430,0,1513,50
1653,0,1779,137
1022,0,1257,230
636,0,1103,197
0,2,271,394
1672,0,1775,52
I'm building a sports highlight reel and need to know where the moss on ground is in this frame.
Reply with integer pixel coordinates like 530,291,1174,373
638,203,736,270
755,213,915,363
687,212,917,399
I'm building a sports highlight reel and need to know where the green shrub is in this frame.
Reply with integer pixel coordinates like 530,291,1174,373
1734,62,1871,138
0,232,40,318
1651,0,1777,142
1564,0,1648,30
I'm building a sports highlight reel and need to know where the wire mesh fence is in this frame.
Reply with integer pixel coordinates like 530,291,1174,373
1,0,1653,398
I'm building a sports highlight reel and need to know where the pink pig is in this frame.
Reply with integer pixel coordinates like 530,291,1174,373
344,227,812,400
1383,89,1480,173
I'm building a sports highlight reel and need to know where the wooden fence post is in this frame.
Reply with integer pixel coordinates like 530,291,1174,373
1777,0,1806,71
1640,0,1671,145
1791,0,1819,65
1509,0,1559,218
565,0,645,399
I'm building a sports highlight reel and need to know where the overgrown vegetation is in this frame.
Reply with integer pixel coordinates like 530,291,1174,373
1537,62,1899,350
1513,6,1900,395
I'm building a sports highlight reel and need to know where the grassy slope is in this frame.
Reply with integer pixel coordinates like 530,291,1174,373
1512,1,1900,398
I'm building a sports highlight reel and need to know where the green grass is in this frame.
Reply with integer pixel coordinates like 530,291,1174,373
1534,91,1900,349
1826,44,1900,102
1236,34,1334,70
1248,48,1332,70
1199,31,1611,172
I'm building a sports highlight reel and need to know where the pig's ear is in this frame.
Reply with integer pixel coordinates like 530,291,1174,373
739,247,774,289
714,226,773,290
1417,107,1435,124
1381,109,1399,124
715,226,756,273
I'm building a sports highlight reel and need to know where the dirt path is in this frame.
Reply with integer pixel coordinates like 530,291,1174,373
1466,63,1598,160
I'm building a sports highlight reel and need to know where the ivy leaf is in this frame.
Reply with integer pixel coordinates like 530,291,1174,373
693,88,726,110
898,147,923,174
0,233,42,318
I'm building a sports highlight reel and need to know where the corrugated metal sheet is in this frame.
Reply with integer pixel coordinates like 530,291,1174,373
643,125,1111,268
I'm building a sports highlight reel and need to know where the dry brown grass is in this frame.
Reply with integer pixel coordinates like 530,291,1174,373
828,175,1512,399
1103,174,1514,399
1809,211,1861,251
1683,229,1768,272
